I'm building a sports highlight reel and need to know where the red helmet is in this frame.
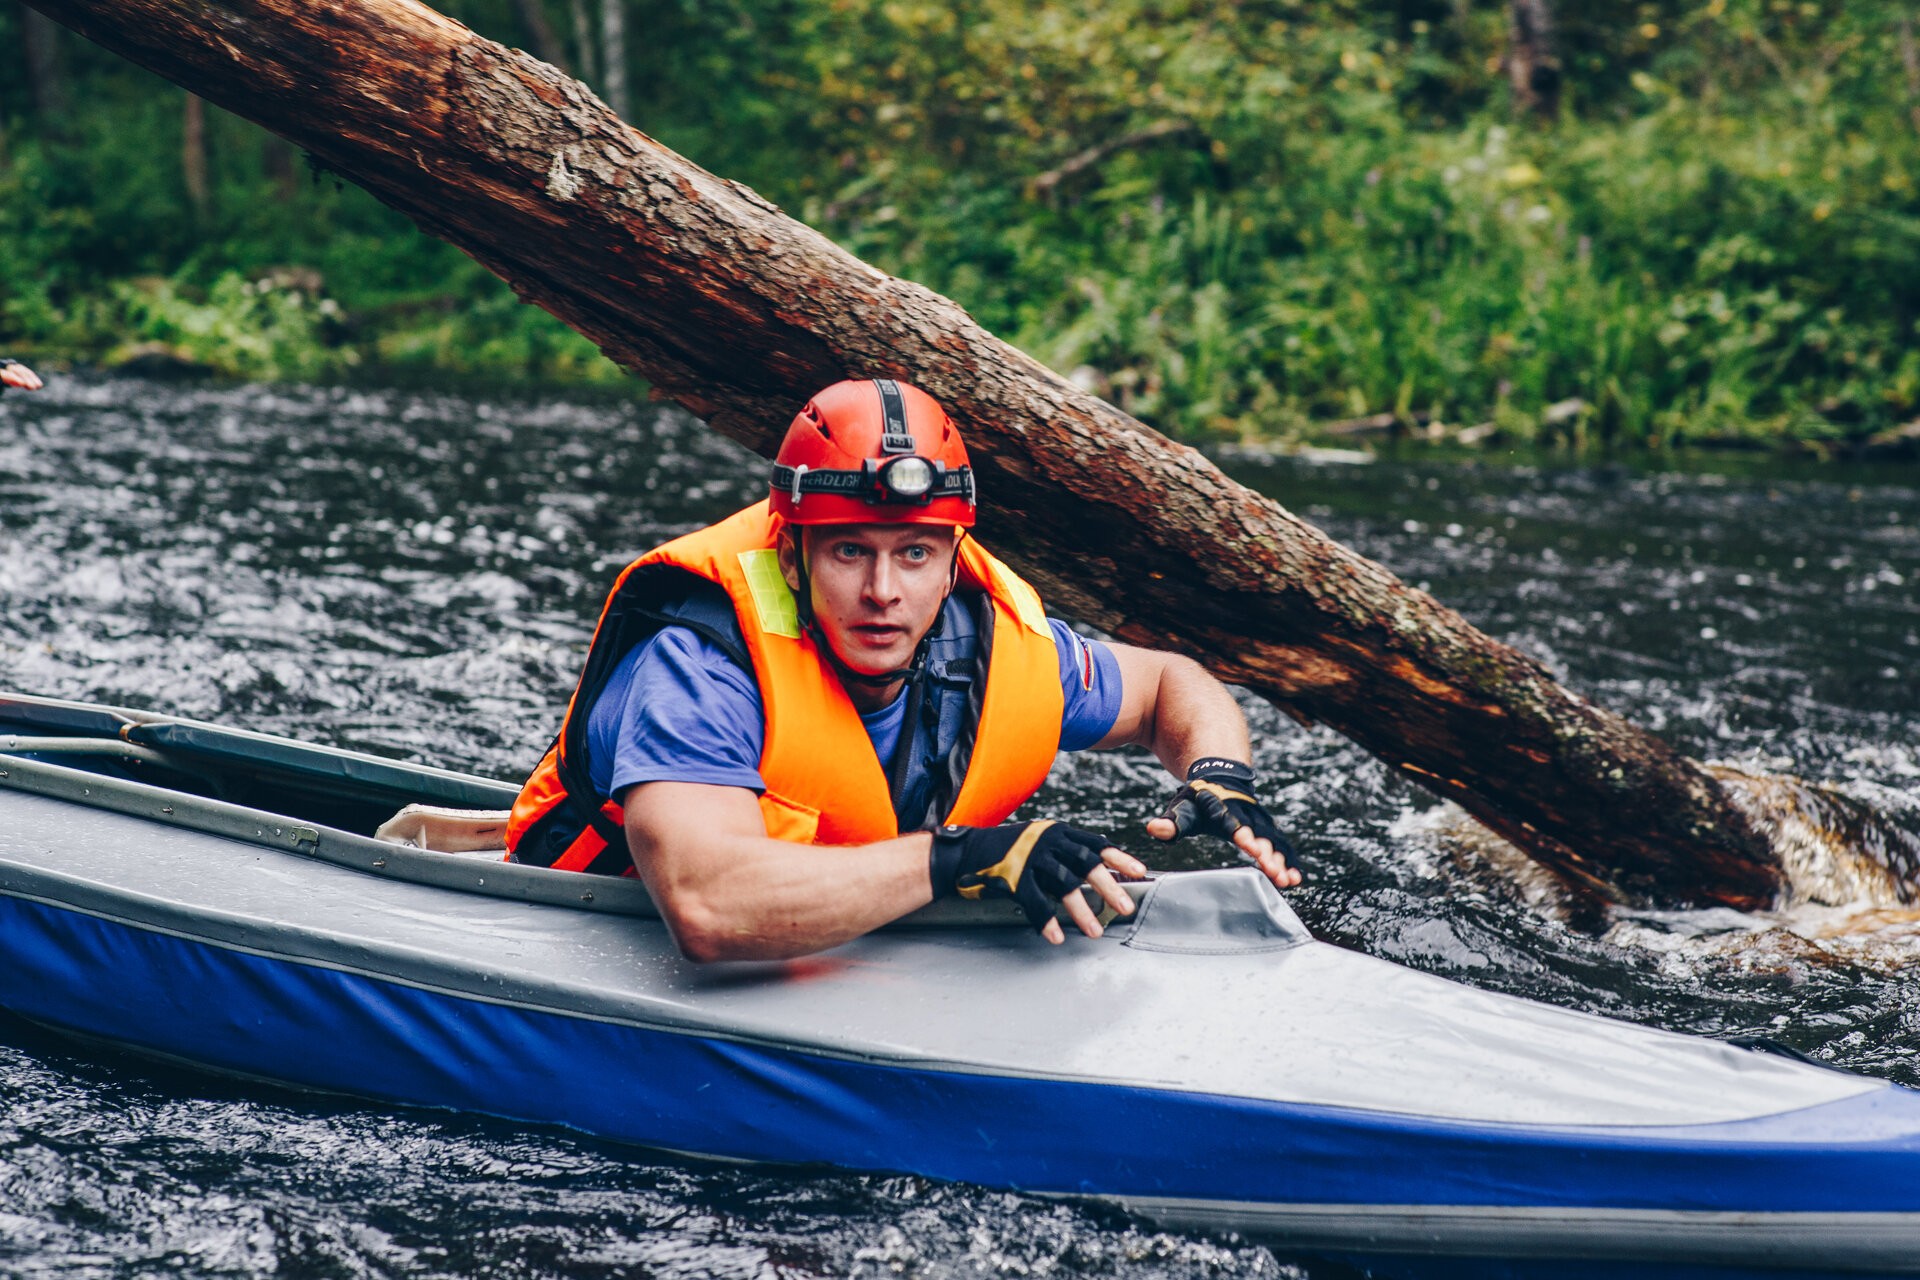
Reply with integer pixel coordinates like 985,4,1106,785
769,379,977,527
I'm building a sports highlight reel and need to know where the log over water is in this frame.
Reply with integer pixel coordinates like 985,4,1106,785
36,0,1904,911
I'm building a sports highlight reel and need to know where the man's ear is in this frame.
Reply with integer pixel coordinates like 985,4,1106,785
777,527,803,593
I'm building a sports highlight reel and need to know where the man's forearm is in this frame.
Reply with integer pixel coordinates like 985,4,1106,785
1144,655,1254,774
1103,645,1300,889
625,787,936,962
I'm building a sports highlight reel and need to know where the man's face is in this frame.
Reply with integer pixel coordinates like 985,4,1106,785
780,523,959,677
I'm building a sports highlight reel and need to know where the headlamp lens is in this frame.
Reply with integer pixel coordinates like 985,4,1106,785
883,456,935,500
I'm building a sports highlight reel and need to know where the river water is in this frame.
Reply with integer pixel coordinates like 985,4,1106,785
1,378,1916,1278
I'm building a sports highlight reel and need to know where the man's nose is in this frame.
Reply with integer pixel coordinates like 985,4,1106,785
864,557,901,605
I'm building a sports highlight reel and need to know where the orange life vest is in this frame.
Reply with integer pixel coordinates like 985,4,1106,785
506,500,1064,875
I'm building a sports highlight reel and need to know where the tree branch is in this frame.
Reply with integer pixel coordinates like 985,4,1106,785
1029,119,1203,200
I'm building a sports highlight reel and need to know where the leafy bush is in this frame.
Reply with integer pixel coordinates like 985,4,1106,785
2,0,1916,447
107,271,350,380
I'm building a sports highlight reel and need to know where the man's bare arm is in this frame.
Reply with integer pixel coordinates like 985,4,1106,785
1094,643,1252,770
1094,643,1300,888
623,781,936,962
623,782,1144,961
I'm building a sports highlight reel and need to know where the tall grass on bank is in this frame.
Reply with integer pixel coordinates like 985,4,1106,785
957,110,1920,449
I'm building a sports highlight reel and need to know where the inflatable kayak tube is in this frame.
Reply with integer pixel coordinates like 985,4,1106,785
1,692,1916,1272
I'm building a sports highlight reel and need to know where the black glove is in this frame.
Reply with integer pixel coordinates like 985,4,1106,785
1156,758,1298,866
930,819,1115,933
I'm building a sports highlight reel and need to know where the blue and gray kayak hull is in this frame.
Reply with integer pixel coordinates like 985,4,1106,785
2,694,1917,1270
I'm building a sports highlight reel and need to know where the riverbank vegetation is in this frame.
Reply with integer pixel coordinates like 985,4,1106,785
4,0,1918,452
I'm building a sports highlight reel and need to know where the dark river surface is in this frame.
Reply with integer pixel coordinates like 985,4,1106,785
1,377,1917,1278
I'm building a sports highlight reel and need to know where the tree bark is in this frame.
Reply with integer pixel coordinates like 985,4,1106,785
1901,12,1920,137
1505,0,1561,120
19,3,71,126
263,132,298,202
567,0,596,86
182,90,210,213
29,0,1804,910
598,0,629,122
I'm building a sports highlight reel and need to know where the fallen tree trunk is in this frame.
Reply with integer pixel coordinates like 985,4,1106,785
34,0,1796,909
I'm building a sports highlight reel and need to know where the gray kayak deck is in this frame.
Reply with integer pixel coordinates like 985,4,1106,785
0,771,1876,1131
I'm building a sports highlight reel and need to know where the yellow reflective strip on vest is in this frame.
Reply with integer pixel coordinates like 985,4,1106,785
737,549,801,639
991,562,1051,637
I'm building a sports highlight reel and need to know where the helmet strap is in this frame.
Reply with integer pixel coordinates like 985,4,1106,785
790,531,816,632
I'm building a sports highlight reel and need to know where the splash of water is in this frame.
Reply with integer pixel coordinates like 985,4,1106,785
1404,771,1920,974
1711,763,1920,909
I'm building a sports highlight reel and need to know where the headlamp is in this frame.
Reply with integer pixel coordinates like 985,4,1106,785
770,456,975,509
880,456,935,501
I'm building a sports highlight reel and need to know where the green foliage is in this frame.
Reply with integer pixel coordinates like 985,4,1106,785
2,0,1917,448
0,22,616,384
109,270,352,381
761,0,1920,448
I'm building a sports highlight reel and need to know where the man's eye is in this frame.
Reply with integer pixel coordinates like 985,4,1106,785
902,546,930,563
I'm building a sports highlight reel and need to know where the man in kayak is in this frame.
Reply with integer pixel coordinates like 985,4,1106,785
508,379,1299,961
1,359,43,392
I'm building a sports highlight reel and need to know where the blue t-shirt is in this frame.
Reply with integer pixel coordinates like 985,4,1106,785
584,615,1122,813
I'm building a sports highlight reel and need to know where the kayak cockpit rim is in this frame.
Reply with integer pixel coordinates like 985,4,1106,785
0,691,1069,928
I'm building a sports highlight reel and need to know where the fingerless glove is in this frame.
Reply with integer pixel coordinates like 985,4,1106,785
1156,758,1298,864
930,818,1115,932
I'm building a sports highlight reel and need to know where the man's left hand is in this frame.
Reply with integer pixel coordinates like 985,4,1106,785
1147,757,1302,889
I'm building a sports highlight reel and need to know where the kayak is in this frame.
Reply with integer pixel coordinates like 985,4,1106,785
2,690,1917,1272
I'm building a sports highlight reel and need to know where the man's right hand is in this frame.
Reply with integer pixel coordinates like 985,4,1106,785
930,819,1145,943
